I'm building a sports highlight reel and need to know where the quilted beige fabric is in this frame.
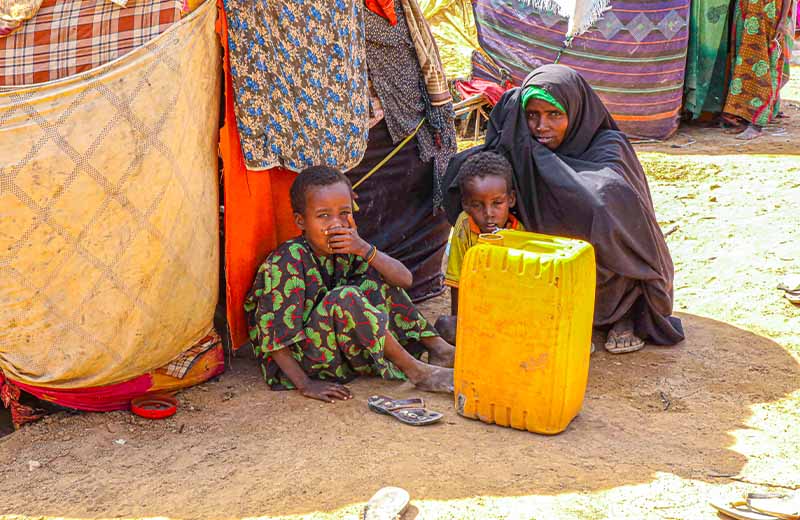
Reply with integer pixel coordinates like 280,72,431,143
0,0,44,36
0,0,221,388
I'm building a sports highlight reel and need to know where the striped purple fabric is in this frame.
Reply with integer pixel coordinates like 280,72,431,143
472,0,689,139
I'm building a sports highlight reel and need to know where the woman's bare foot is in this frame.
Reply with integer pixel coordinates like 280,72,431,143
720,114,746,134
406,361,454,393
421,336,455,368
604,318,645,354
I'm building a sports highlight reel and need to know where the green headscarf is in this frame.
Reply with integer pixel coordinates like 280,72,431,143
520,85,566,113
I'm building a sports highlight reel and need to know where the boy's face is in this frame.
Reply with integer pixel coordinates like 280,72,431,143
461,175,516,234
294,181,354,255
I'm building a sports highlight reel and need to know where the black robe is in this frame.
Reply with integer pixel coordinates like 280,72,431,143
443,65,684,345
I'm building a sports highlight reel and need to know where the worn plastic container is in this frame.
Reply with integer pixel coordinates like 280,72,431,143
453,229,596,434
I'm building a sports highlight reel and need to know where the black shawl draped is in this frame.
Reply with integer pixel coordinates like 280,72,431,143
443,65,684,345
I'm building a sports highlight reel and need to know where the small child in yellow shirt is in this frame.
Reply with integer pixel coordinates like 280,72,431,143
437,151,524,343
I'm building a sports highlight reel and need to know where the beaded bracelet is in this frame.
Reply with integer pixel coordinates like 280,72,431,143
366,245,378,264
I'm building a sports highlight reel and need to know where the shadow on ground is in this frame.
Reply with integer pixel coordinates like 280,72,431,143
0,313,797,519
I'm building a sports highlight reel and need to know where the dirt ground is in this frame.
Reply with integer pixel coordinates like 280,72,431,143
1,70,799,519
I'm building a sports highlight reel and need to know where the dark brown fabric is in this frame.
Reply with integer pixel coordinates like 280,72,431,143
347,119,449,302
444,65,684,345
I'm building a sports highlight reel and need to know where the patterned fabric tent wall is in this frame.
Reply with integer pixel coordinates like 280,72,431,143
473,0,690,139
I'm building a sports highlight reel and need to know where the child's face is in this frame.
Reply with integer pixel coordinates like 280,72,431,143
461,176,515,234
294,182,355,255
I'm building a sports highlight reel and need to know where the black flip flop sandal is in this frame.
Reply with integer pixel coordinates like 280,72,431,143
367,395,425,415
367,395,443,426
385,408,443,426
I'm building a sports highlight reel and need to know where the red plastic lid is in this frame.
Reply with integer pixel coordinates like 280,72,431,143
130,394,178,420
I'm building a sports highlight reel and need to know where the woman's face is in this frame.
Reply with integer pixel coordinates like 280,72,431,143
525,98,569,150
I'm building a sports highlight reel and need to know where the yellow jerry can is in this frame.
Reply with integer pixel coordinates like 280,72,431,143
453,229,596,434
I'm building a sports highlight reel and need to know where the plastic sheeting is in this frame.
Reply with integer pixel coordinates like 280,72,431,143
0,0,221,389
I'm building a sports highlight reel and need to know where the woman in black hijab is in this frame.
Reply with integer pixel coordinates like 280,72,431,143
443,65,684,352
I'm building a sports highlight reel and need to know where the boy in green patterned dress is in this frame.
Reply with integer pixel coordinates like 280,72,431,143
245,166,455,403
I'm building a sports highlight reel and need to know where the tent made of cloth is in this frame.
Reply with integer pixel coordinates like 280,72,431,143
0,0,223,425
440,0,689,139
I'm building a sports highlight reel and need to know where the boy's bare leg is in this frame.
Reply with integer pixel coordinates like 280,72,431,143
433,316,457,346
383,333,453,393
420,335,455,368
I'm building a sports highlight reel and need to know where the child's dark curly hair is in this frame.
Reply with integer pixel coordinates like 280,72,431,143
457,151,514,195
290,165,353,214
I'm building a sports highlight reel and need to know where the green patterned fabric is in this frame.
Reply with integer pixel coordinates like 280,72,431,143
520,85,566,113
683,0,731,119
722,0,793,125
244,237,437,389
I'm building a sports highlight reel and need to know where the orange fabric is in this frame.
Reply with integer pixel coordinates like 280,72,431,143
217,0,300,349
152,344,225,392
0,370,44,428
365,0,397,25
610,108,680,122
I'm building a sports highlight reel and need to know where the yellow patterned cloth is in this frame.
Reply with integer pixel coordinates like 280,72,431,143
400,0,452,106
0,0,220,388
418,0,483,81
0,0,43,37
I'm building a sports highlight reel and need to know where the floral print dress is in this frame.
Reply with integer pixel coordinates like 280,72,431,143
245,237,438,390
722,0,793,125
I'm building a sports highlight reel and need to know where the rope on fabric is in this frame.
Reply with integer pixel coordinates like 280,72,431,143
553,36,573,64
351,117,426,211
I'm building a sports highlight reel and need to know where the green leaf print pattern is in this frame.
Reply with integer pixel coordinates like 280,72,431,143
283,304,298,329
307,328,322,348
270,263,282,288
246,237,438,389
288,242,304,261
283,276,304,298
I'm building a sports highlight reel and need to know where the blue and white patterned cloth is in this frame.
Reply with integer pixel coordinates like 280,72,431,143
224,0,369,172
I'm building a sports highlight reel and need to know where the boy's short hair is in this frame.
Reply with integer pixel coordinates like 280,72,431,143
290,165,353,214
458,151,514,196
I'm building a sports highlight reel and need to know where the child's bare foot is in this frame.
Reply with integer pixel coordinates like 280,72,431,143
421,336,455,368
407,362,454,393
591,328,606,355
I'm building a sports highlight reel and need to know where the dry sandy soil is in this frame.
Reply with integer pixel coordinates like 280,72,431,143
1,72,799,519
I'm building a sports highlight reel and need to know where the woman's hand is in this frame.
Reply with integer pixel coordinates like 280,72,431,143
297,380,353,403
